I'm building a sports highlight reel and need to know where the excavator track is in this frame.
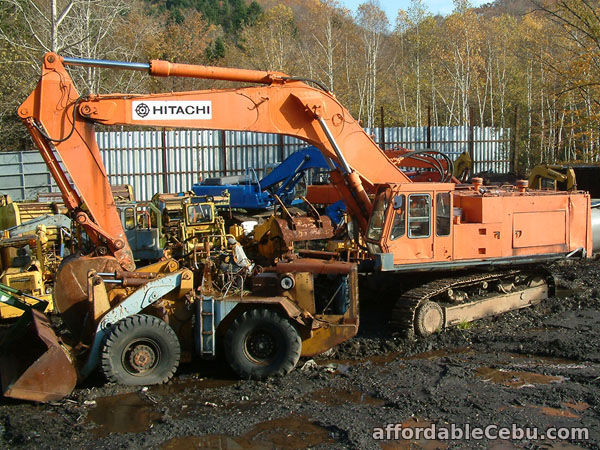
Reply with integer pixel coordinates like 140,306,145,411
390,268,555,338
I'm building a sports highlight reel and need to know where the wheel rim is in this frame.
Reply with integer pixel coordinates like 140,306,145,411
243,327,279,366
121,338,161,376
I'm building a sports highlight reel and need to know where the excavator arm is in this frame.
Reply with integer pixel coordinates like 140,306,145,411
19,54,411,269
19,54,134,270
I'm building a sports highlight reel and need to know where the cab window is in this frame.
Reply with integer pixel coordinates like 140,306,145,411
408,194,430,238
436,193,451,236
366,194,389,241
187,204,213,224
390,195,405,240
137,208,151,229
124,207,135,230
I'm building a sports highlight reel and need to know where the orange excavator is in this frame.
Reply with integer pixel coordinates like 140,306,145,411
2,53,595,401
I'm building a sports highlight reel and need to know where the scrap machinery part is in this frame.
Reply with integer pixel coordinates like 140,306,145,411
390,268,555,337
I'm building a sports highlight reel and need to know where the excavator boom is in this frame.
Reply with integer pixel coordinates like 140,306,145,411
19,54,411,245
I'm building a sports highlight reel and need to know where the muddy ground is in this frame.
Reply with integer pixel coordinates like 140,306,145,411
1,259,599,449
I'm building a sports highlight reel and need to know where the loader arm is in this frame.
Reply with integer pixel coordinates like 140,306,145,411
19,54,411,249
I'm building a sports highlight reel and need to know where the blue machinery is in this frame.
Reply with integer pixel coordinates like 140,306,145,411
192,146,330,210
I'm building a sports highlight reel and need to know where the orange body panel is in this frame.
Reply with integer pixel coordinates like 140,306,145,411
375,183,592,267
453,190,590,259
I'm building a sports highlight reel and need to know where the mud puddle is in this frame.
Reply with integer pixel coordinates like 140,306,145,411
504,404,584,420
315,346,472,372
406,346,472,360
86,392,161,436
150,377,236,395
161,414,335,449
488,352,592,371
85,378,237,434
475,367,567,388
555,287,584,298
561,401,590,412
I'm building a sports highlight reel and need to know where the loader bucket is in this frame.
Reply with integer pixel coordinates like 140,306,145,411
0,309,77,402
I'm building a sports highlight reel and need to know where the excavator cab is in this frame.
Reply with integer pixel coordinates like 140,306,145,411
367,184,455,268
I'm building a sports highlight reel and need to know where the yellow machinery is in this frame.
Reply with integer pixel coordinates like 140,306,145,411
0,201,72,319
453,151,472,182
528,164,600,199
0,232,52,318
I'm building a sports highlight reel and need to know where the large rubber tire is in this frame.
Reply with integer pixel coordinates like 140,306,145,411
101,314,180,385
224,309,301,379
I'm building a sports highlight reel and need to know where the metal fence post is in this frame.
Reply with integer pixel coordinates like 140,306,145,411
469,106,474,165
512,105,519,174
219,130,227,176
380,106,386,150
427,105,432,149
161,128,169,193
277,134,285,161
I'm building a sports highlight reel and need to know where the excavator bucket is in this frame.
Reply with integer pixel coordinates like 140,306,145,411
0,286,77,402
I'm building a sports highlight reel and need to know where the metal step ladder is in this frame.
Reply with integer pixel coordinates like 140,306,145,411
197,296,216,356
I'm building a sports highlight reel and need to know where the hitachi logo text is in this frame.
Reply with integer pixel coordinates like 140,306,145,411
152,105,210,115
132,101,212,120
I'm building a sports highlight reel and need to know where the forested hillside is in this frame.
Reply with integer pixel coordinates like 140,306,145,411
0,0,598,171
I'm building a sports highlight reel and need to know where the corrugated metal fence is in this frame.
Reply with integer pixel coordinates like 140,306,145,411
0,126,510,201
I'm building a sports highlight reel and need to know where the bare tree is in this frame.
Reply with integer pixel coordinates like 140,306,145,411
1,1,130,71
356,0,388,128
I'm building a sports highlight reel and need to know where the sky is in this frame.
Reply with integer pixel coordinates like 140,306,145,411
337,0,489,23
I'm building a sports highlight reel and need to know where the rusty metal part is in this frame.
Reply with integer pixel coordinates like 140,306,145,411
272,194,334,244
300,265,359,355
300,321,358,357
54,255,122,339
444,284,547,326
296,249,342,259
89,271,111,322
391,269,554,337
254,213,334,262
128,343,156,372
98,270,160,287
254,262,359,357
0,309,77,402
233,295,308,326
99,270,158,279
273,215,333,244
273,258,354,275
135,259,180,274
